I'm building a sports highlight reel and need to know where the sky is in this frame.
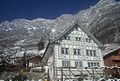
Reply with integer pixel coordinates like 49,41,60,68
0,0,120,22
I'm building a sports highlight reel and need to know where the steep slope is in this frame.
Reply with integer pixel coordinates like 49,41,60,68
76,0,120,44
0,14,75,54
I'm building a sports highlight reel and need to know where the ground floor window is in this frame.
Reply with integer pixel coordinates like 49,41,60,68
75,61,83,67
62,61,70,67
88,62,100,67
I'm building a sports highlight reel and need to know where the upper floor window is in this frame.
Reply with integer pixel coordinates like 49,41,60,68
61,48,69,54
86,50,97,56
64,36,71,40
86,50,89,55
93,50,96,56
76,37,81,41
74,49,81,55
62,61,70,67
75,61,83,67
90,50,92,56
86,38,92,43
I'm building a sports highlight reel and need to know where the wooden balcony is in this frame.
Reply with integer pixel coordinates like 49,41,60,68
112,56,120,61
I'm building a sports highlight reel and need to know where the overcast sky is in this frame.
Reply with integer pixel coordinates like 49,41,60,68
0,0,120,22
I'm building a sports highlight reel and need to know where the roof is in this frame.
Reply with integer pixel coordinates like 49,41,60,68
26,55,42,61
102,44,120,57
50,20,104,48
41,43,54,63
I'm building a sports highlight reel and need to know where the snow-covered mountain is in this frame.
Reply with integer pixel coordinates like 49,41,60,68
76,0,120,44
0,0,120,55
0,14,75,55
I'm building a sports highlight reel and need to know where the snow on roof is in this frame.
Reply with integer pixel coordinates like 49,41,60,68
102,44,120,56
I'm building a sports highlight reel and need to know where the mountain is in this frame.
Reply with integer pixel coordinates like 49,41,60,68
0,0,120,55
76,0,120,44
0,14,75,55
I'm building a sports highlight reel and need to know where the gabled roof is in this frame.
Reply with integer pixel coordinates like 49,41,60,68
50,20,104,49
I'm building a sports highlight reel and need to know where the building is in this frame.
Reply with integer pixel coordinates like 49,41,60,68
42,20,104,81
27,55,43,68
103,44,120,78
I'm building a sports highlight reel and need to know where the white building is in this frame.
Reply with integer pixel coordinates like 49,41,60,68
42,20,105,81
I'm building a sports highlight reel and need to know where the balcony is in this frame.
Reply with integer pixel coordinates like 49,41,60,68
112,56,120,61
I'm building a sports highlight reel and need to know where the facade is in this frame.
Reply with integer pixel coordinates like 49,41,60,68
103,44,120,78
42,21,104,81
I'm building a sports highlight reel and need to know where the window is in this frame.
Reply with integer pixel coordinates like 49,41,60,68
75,61,83,67
89,39,91,42
74,49,81,55
76,37,81,41
78,49,81,55
86,50,89,55
61,48,69,54
97,63,100,67
93,50,96,56
86,38,89,42
61,48,64,54
91,63,93,67
79,37,81,41
94,63,96,66
65,48,68,54
88,62,100,67
90,50,92,56
86,38,92,42
64,36,71,40
88,62,90,67
62,61,70,67
76,37,78,41
86,50,97,56
74,49,77,55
